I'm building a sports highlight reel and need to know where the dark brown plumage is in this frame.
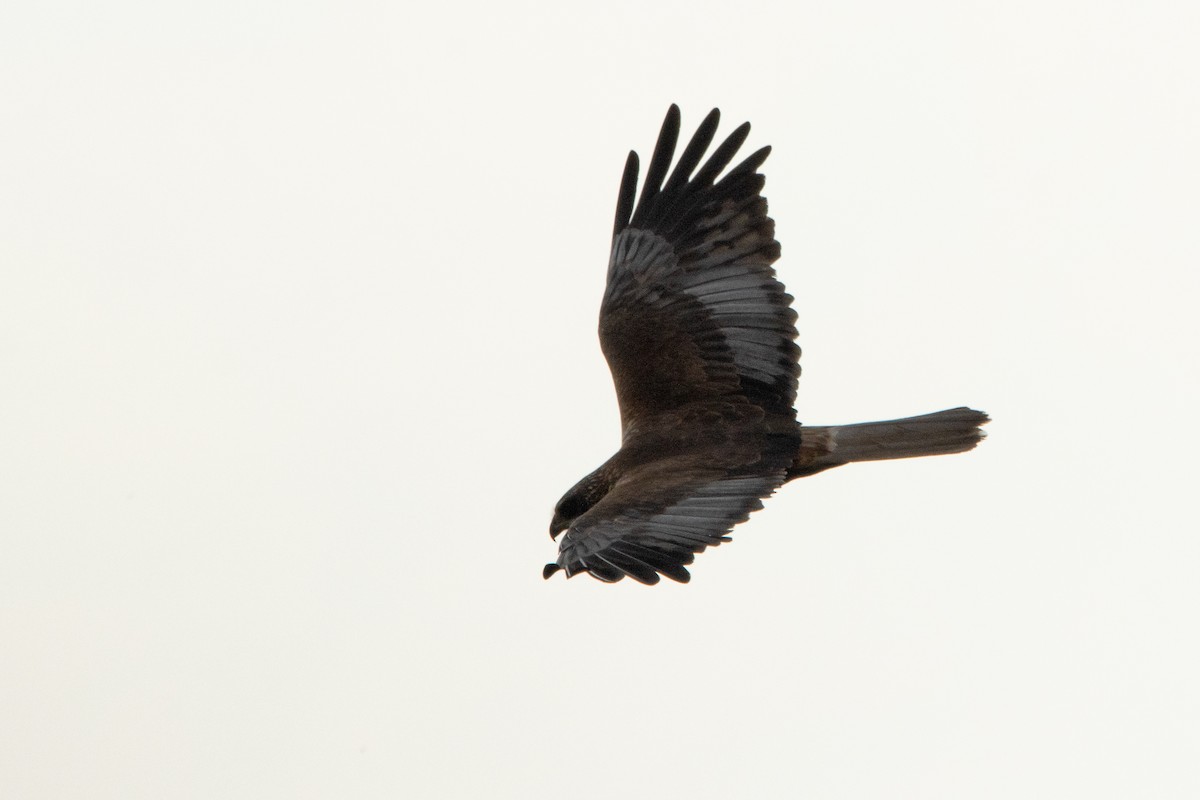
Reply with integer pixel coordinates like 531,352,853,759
545,106,988,585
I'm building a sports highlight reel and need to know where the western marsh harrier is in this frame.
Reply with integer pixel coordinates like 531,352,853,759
545,106,988,585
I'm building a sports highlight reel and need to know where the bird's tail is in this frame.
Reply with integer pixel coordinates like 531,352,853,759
788,407,989,479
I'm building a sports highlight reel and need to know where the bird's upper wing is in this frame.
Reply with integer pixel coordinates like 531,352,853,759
600,105,800,434
544,453,790,585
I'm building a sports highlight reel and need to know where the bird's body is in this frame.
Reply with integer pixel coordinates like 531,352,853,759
546,106,988,585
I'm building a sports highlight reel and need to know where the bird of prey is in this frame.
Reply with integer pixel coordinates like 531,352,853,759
545,106,988,585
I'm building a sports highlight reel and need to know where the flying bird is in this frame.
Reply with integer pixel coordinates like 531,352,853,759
545,106,988,585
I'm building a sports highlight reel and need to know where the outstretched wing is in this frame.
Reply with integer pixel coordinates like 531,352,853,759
600,105,800,434
544,452,791,585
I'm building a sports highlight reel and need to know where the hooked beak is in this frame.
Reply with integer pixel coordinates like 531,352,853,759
549,518,567,541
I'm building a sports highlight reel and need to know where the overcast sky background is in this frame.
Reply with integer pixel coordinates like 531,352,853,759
3,2,1198,798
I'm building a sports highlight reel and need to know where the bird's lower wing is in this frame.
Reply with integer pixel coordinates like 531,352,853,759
545,460,788,585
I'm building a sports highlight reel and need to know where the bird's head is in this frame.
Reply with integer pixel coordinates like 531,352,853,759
549,491,588,540
549,468,612,540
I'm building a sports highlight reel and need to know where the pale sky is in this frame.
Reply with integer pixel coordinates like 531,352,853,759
2,2,1198,798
